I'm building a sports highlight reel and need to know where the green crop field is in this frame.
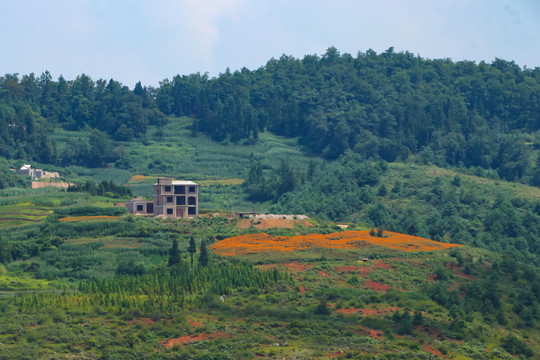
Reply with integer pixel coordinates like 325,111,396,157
51,117,320,183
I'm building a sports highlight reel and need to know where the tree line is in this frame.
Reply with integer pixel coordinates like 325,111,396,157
2,47,540,181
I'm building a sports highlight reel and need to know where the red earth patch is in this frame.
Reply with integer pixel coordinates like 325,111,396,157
356,325,383,339
446,263,476,280
187,319,204,328
128,318,155,327
335,308,360,314
363,280,391,292
362,306,401,316
318,270,330,277
455,271,476,280
423,344,448,358
416,326,442,339
299,285,306,293
160,332,230,348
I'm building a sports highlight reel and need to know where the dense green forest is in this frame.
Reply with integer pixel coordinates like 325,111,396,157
2,47,540,181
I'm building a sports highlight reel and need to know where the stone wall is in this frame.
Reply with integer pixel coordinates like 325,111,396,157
29,181,73,189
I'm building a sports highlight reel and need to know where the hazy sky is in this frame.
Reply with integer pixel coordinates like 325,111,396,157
1,0,539,88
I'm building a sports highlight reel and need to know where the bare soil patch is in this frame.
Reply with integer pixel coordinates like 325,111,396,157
187,319,204,328
447,263,476,280
128,318,155,327
334,308,360,314
356,325,384,339
423,344,448,358
161,332,230,348
363,280,391,292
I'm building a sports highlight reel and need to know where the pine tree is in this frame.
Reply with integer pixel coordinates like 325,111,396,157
188,236,197,268
168,239,181,266
199,240,208,267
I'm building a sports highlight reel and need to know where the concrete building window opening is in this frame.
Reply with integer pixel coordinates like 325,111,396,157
136,205,144,212
167,196,173,203
189,186,196,193
164,186,171,192
188,207,196,215
188,197,196,205
174,185,185,194
166,208,173,215
176,196,186,205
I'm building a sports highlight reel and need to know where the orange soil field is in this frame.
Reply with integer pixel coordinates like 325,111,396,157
211,231,462,256
59,215,120,222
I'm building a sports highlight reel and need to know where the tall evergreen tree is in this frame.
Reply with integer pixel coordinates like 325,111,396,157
188,236,197,268
168,238,181,266
199,240,208,267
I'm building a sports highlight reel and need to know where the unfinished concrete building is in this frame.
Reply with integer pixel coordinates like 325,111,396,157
125,178,199,218
18,164,60,180
124,196,154,215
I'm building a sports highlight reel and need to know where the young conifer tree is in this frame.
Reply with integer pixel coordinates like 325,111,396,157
199,240,208,267
188,236,197,268
168,238,181,266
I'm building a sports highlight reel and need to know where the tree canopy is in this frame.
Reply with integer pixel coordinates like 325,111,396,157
2,48,540,182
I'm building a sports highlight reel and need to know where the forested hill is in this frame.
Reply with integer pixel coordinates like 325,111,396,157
2,47,540,182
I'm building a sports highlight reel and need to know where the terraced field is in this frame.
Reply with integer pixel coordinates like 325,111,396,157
0,203,52,228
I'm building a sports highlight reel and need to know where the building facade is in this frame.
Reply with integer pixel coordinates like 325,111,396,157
124,196,154,215
18,164,60,180
125,178,199,218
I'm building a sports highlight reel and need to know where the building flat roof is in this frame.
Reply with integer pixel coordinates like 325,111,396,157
154,181,198,186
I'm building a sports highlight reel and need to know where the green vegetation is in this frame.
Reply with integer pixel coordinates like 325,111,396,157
0,187,537,358
3,47,540,183
272,152,540,265
1,48,540,358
